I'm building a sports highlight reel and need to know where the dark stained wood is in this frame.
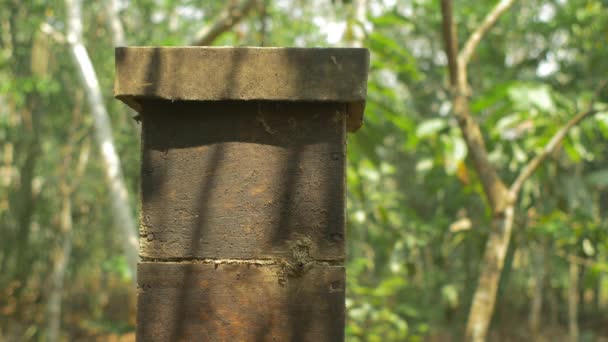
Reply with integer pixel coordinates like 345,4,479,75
139,101,347,261
137,263,345,342
114,47,369,132
117,48,369,342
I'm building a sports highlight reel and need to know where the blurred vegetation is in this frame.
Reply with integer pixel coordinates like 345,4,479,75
1,0,608,341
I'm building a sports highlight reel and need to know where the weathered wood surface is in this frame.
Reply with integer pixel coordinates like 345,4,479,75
137,263,345,342
115,47,369,342
115,47,369,131
140,101,347,261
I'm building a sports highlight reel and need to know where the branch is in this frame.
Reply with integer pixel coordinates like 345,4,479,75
458,0,517,92
105,0,126,47
440,0,459,87
441,0,510,212
459,0,517,67
510,81,607,196
65,0,138,281
347,0,368,48
191,0,258,46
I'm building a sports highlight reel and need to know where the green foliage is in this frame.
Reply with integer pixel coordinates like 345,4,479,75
2,0,608,341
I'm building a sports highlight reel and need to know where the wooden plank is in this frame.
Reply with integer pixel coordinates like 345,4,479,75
140,101,346,261
114,47,368,132
137,262,345,342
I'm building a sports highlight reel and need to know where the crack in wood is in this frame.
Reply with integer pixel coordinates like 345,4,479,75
139,257,343,266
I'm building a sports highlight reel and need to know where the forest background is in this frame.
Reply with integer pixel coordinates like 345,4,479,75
1,0,608,341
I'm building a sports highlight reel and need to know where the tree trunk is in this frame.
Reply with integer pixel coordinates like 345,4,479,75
529,241,545,340
12,97,41,302
596,273,603,313
65,0,138,280
548,281,559,326
105,0,125,47
13,117,39,276
190,0,258,46
569,262,579,342
46,196,73,342
465,205,514,342
348,0,367,47
592,237,601,315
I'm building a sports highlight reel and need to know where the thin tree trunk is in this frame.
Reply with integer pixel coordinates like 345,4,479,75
529,241,545,340
103,0,143,136
6,2,41,286
578,264,586,321
596,273,603,313
462,232,475,319
65,0,138,280
348,0,367,47
592,234,601,315
548,273,559,326
46,196,73,342
14,116,39,275
465,205,514,342
569,262,579,342
191,0,258,46
439,1,603,338
105,0,125,47
12,98,41,301
46,103,89,342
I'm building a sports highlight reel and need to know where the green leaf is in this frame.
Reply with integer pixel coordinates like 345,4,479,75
583,238,595,256
508,83,556,112
416,118,447,138
441,284,459,308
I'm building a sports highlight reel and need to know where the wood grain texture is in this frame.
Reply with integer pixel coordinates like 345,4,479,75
140,101,347,261
114,47,368,131
137,263,345,342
